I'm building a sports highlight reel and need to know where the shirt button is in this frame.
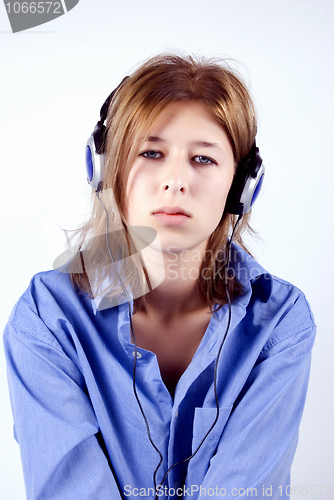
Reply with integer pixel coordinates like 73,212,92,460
175,409,178,417
132,351,142,359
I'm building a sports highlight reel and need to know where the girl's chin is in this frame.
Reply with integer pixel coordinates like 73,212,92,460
159,239,209,257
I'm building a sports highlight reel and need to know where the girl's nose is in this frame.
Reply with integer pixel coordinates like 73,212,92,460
160,155,189,194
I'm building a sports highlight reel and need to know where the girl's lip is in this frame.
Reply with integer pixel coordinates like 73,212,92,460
152,206,191,217
152,212,190,225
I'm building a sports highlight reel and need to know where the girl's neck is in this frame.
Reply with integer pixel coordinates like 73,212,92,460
141,245,210,321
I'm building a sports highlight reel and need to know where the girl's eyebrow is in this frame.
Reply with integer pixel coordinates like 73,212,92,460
145,135,165,143
145,136,221,149
192,140,221,149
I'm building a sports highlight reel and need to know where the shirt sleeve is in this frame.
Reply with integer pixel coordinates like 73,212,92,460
3,304,123,500
185,292,316,500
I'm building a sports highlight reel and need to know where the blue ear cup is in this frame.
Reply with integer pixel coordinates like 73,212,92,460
225,142,265,215
85,78,128,192
85,121,106,191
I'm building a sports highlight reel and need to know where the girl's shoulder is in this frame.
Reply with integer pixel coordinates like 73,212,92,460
7,269,75,323
231,243,316,341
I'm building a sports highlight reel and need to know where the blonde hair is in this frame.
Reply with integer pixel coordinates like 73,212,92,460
71,53,257,309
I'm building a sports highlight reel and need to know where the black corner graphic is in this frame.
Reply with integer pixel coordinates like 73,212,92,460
64,0,79,12
3,0,80,33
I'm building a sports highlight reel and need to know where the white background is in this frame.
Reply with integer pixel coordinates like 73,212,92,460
0,1,333,499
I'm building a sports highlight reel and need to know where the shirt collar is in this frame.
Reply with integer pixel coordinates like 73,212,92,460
89,265,135,315
229,243,273,303
90,243,273,314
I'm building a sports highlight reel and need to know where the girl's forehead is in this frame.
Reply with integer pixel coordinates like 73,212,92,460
140,101,225,145
140,101,220,137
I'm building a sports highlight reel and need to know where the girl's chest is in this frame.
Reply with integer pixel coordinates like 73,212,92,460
131,311,212,397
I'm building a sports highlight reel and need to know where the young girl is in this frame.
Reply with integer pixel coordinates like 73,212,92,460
4,54,315,500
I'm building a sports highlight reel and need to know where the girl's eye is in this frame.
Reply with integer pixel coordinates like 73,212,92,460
193,155,217,165
140,150,163,160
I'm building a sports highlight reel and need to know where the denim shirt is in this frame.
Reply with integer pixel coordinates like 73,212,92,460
3,244,316,500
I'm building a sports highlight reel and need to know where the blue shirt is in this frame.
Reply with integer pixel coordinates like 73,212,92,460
3,244,316,500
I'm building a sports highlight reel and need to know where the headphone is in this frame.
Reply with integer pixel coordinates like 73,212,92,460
85,79,265,497
85,79,127,192
225,142,265,215
85,79,265,213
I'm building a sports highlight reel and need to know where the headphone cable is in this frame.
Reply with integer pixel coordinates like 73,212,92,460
151,213,242,498
97,189,241,498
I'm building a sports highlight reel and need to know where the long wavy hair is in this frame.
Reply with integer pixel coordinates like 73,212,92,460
70,53,257,310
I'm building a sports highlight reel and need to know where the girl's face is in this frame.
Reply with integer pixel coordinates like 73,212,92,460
125,101,235,256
